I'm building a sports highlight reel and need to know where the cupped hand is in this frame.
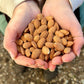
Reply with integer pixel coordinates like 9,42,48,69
42,0,84,71
3,1,48,69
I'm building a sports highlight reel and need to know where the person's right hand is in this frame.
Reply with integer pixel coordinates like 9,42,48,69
3,1,48,70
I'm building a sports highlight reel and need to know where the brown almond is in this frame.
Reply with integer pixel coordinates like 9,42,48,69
25,49,31,57
62,38,67,45
45,42,54,48
30,47,35,52
37,38,45,48
21,36,27,42
45,55,49,61
24,33,33,41
53,36,61,43
34,19,40,29
41,17,47,25
37,25,47,34
65,35,73,41
17,46,21,53
64,47,71,54
31,41,37,48
50,49,55,60
53,51,61,57
37,14,43,20
23,42,31,49
49,26,56,33
55,31,64,38
54,43,64,51
40,30,48,38
24,27,29,33
39,53,45,61
54,22,59,30
33,29,39,36
67,41,73,47
48,19,54,28
60,29,69,35
47,32,53,42
28,23,34,35
20,46,25,55
46,16,53,21
16,39,23,46
42,46,50,55
34,35,40,42
31,49,41,59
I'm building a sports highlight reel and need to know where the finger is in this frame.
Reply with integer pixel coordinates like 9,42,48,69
62,52,76,62
35,59,45,67
4,27,17,59
52,56,63,65
39,61,48,70
73,37,84,56
14,54,35,66
48,61,56,72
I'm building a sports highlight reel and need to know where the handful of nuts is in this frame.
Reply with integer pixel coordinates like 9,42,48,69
16,14,74,62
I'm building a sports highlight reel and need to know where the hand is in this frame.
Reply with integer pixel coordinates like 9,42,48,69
42,0,84,71
4,1,48,70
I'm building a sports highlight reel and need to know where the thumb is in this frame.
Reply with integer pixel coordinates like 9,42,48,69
4,26,17,59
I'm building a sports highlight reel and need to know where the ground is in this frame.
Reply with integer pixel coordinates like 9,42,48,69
0,30,84,84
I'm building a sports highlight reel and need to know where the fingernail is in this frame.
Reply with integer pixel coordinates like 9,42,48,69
9,52,15,60
49,69,55,72
77,50,81,57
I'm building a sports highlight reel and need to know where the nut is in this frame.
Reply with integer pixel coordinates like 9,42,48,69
37,14,43,20
17,46,21,53
21,36,27,42
39,53,45,60
60,29,69,35
55,31,64,38
41,17,47,25
54,43,64,51
24,33,33,41
25,49,31,57
20,46,25,55
42,46,50,55
45,42,54,48
50,49,55,60
65,35,73,41
62,38,67,46
45,55,49,61
37,25,47,34
31,49,41,59
54,22,59,30
31,41,37,48
48,19,54,28
53,36,62,43
34,19,40,29
34,35,40,42
67,41,73,47
33,29,38,36
40,30,48,38
28,23,34,35
49,26,56,33
47,32,53,42
23,42,31,49
16,39,23,46
64,47,71,54
30,47,35,52
37,38,45,48
46,16,53,21
53,51,61,57
24,27,29,33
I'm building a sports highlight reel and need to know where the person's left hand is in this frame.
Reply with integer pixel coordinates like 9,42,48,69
42,0,84,71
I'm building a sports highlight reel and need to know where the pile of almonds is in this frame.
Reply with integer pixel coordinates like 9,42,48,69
16,14,74,62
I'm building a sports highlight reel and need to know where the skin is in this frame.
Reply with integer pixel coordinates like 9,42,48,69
3,0,84,71
42,0,84,71
3,1,48,69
